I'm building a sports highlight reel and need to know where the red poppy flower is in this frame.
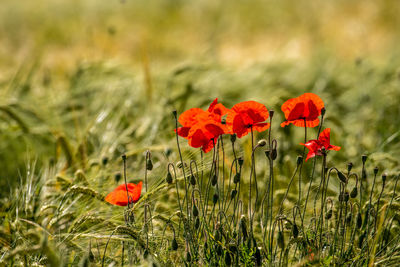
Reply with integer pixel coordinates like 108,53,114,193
280,93,324,128
176,98,229,139
105,182,142,206
301,128,341,161
226,101,270,138
187,121,225,152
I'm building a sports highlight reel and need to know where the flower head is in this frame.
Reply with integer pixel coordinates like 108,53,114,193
226,101,270,138
176,98,229,139
281,93,324,128
187,121,225,153
105,182,142,206
301,128,341,161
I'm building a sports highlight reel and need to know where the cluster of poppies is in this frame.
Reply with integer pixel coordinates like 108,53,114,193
105,93,341,206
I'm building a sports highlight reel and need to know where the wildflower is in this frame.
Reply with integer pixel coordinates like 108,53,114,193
175,98,229,139
187,121,225,152
301,128,341,161
105,182,142,206
226,101,270,138
280,93,324,127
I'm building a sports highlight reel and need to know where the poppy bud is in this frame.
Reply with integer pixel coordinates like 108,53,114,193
255,247,262,266
213,193,219,205
233,173,240,184
258,139,267,147
292,223,299,238
114,172,122,183
238,157,244,166
382,173,387,184
374,166,379,175
265,150,271,159
277,231,285,249
166,172,173,184
325,209,332,219
358,231,366,248
192,204,199,217
297,156,303,166
337,170,347,184
271,148,277,160
172,238,178,250
321,107,326,117
362,154,368,164
224,252,232,266
122,154,127,161
350,187,358,198
165,147,172,157
102,156,109,166
356,212,362,228
230,134,236,143
146,159,153,170
172,110,177,117
143,249,149,259
190,175,196,185
211,175,218,186
186,252,192,262
230,189,237,199
195,217,200,229
347,162,353,172
269,110,275,118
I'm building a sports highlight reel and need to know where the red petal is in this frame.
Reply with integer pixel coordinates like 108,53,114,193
105,182,142,206
231,101,269,123
178,108,208,127
253,122,270,133
318,128,331,146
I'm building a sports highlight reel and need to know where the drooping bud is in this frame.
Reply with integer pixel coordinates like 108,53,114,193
258,139,267,147
102,156,109,166
114,172,122,183
190,175,196,186
172,238,178,251
166,171,173,184
344,191,350,202
186,252,192,262
213,193,219,205
271,148,277,160
346,213,352,225
230,189,237,199
211,175,218,186
292,223,299,238
277,231,285,249
192,204,199,217
146,158,153,171
233,173,240,184
325,209,333,219
337,170,348,184
356,212,362,228
224,252,232,266
350,187,358,198
195,217,200,229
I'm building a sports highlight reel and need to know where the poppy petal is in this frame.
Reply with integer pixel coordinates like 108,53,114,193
178,108,208,127
253,122,270,133
105,182,142,206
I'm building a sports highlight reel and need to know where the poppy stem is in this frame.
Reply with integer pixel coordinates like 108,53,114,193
122,154,131,210
297,118,307,208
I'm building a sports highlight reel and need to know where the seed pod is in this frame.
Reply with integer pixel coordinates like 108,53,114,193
258,139,267,147
277,231,285,249
172,238,178,250
195,217,200,229
321,107,326,116
350,187,358,198
186,252,192,262
233,173,240,184
357,212,362,228
362,154,368,164
255,247,262,266
212,175,218,186
230,134,237,143
238,157,244,166
297,156,303,166
347,162,353,172
382,173,387,184
146,159,153,171
190,175,196,185
192,204,199,217
224,252,232,266
213,193,219,205
269,110,275,118
292,223,299,238
374,166,378,175
265,150,271,159
337,170,347,184
325,209,333,219
230,189,237,199
102,156,109,166
166,172,173,184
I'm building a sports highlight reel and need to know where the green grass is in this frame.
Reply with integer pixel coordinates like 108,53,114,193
1,0,400,266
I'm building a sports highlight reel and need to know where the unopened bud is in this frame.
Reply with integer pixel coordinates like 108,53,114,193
347,162,353,172
238,157,244,166
190,175,196,185
230,189,237,199
269,110,275,118
233,173,240,184
374,166,379,175
213,193,219,204
211,175,218,186
172,238,178,250
297,156,303,166
166,172,173,184
337,170,348,184
382,173,387,184
350,187,358,198
321,107,326,117
230,134,236,143
258,139,267,147
146,159,153,171
362,154,368,164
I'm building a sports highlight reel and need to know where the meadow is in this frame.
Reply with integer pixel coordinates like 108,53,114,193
1,0,400,266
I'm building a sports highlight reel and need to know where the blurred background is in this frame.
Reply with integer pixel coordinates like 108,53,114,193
1,0,400,194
